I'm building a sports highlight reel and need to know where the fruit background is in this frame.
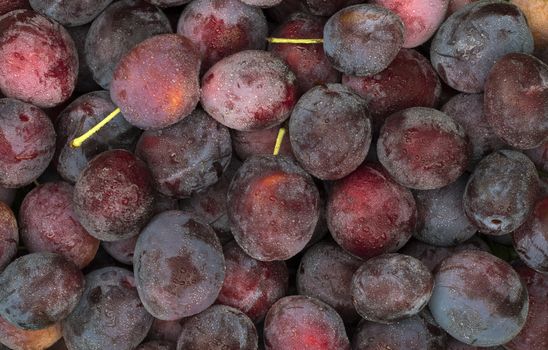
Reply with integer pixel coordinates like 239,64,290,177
0,0,546,349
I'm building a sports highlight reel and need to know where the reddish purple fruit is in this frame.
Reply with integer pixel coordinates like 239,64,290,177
55,91,140,184
85,0,172,89
525,142,548,173
352,253,433,323
441,93,504,169
463,150,539,235
504,264,548,350
101,236,138,266
378,107,469,190
429,251,529,347
323,4,404,76
327,163,416,259
29,0,114,26
179,157,241,244
370,0,449,48
352,313,447,350
201,50,298,131
73,149,155,241
227,155,320,261
0,10,78,108
289,84,372,180
0,0,30,16
0,316,61,350
135,109,232,198
217,241,288,323
0,202,17,271
134,211,225,320
111,34,201,130
430,1,534,93
176,305,257,350
19,182,99,269
342,49,441,131
297,241,362,323
513,197,548,273
270,13,341,94
62,267,153,350
177,0,268,72
484,53,548,149
414,175,477,246
400,237,490,271
231,128,293,161
0,98,56,188
0,253,84,329
137,341,175,350
302,0,362,17
264,295,350,350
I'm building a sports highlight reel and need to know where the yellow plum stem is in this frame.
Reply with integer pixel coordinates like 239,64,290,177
267,37,324,44
70,108,121,148
273,127,286,156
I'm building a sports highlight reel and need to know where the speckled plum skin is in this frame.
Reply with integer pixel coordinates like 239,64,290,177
484,53,548,150
377,107,470,190
101,235,138,266
352,254,433,323
231,128,293,161
73,149,155,242
441,93,504,169
525,142,548,173
0,316,61,350
29,0,114,26
463,150,539,235
513,197,548,274
240,0,281,7
55,91,141,184
0,98,56,189
414,175,477,247
297,241,362,323
134,211,225,321
269,13,341,94
19,182,99,269
227,155,320,261
323,4,404,77
217,241,288,323
504,264,548,350
0,202,17,271
111,34,201,130
301,0,362,17
179,157,241,244
0,0,29,16
343,49,441,131
137,340,175,350
289,84,371,180
62,267,153,350
144,0,191,6
0,10,78,108
352,313,447,350
327,163,416,259
264,295,350,350
429,250,529,347
370,0,449,48
85,0,172,89
201,50,298,131
0,253,84,330
135,109,232,198
176,305,258,350
147,318,184,343
430,0,534,93
400,237,490,272
177,0,268,72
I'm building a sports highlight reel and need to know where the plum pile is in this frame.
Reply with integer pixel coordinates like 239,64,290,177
0,1,546,349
